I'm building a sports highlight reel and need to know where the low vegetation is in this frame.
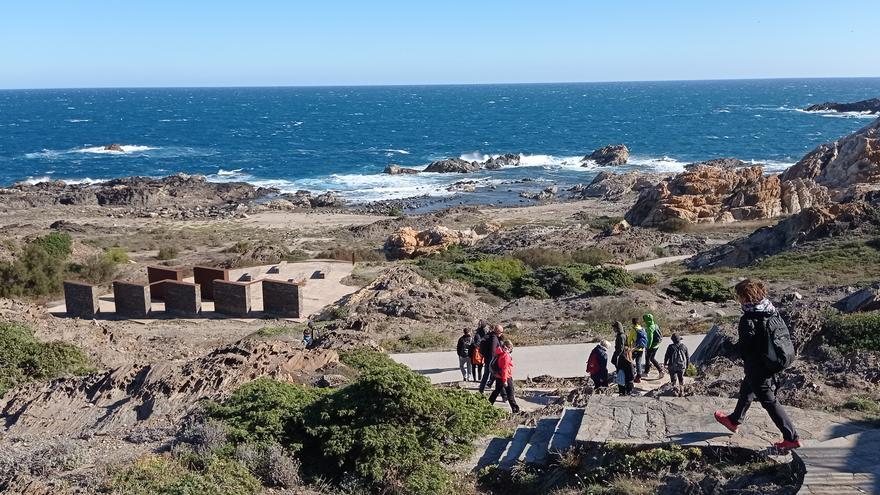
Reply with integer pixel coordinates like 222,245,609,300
824,312,880,352
109,454,261,495
0,322,93,397
417,247,631,300
156,245,179,260
667,275,732,302
381,330,450,352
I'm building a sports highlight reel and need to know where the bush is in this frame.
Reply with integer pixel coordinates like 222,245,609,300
842,396,880,413
382,331,450,352
282,249,310,262
685,363,697,378
68,254,118,284
109,454,261,495
658,218,692,233
633,273,659,286
104,247,130,264
571,247,612,266
234,442,302,487
0,242,68,298
0,323,93,397
584,266,632,296
512,248,570,268
825,313,880,352
613,444,702,476
669,276,732,302
512,275,550,299
156,246,179,260
209,350,502,494
533,265,590,298
33,232,72,259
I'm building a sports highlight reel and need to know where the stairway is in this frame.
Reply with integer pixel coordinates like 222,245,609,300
468,396,880,494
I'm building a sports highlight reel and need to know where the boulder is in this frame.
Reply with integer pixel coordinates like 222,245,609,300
446,181,477,193
583,144,629,166
309,192,345,208
782,117,880,195
473,220,502,236
423,158,481,173
569,171,665,201
103,143,125,152
607,219,631,236
383,164,419,175
484,153,521,170
384,226,481,259
804,98,880,114
519,185,557,201
690,325,737,366
833,283,880,313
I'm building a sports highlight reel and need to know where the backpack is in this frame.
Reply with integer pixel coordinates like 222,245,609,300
491,353,503,375
651,325,663,346
747,312,796,373
587,348,600,375
669,343,688,372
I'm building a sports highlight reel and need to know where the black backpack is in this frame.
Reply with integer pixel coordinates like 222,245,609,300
746,312,796,373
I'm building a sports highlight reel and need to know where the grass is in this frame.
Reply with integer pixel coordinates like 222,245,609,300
824,312,880,352
382,330,451,352
0,322,94,397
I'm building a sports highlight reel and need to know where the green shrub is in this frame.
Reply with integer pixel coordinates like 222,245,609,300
0,323,93,397
33,232,72,259
156,246,179,260
685,363,697,377
613,444,702,476
842,396,880,413
210,350,502,494
104,247,129,264
584,266,632,296
282,249,310,262
68,254,118,284
633,273,659,286
587,216,625,233
533,265,590,297
109,454,261,495
669,276,732,302
658,218,692,233
825,313,880,352
512,248,570,268
512,275,550,299
0,242,68,298
382,331,450,352
571,247,612,266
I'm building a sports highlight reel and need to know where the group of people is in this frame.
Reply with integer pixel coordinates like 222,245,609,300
456,321,520,413
586,314,691,397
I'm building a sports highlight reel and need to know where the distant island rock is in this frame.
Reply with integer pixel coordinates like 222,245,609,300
423,158,482,173
803,98,880,114
583,144,629,166
383,165,420,175
103,143,125,152
484,153,521,170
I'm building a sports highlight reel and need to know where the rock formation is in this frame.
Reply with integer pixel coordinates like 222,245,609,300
519,185,557,201
568,171,665,201
782,117,880,197
423,158,482,173
308,191,345,208
383,165,420,175
103,143,125,152
384,225,481,259
484,153,521,169
804,98,880,114
583,144,629,166
833,283,880,313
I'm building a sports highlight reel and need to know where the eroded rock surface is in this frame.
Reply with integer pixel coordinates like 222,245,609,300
384,225,481,259
583,144,629,166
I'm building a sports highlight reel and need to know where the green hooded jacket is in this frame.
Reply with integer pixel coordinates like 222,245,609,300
643,313,661,349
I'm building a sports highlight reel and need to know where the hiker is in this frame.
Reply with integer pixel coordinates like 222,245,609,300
586,340,611,388
611,321,625,371
643,314,665,378
479,324,503,393
616,347,636,396
664,333,690,396
715,279,801,451
488,339,520,413
302,324,315,348
470,320,488,382
456,328,473,381
628,318,648,383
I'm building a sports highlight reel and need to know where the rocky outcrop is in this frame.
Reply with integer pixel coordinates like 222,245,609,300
804,98,880,114
583,144,629,166
103,143,125,152
423,158,482,173
309,191,345,208
383,225,482,259
686,201,877,269
782,117,880,196
484,153,521,170
833,283,880,313
519,185,557,201
383,165,420,175
568,171,666,201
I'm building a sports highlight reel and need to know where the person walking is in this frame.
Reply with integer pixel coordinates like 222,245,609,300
488,340,520,413
456,329,473,382
628,318,648,383
611,321,625,371
664,333,689,396
714,279,800,451
479,324,503,393
616,347,636,396
643,314,665,379
586,340,611,388
470,321,487,382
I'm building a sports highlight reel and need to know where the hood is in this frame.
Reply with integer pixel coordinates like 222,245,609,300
613,321,624,334
643,314,655,327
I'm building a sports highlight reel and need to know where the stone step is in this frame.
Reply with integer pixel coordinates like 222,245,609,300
499,426,535,469
548,407,584,455
520,417,562,465
473,436,512,471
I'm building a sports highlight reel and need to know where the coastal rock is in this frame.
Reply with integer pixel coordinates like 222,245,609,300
446,180,477,193
383,225,481,259
519,185,557,201
782,117,880,196
568,171,665,201
780,178,830,214
484,153,521,170
686,201,876,269
833,283,880,313
103,143,125,152
383,164,420,175
583,144,629,166
309,191,345,208
804,98,880,114
423,157,481,173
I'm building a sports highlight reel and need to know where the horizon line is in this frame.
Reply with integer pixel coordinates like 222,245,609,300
2,75,880,92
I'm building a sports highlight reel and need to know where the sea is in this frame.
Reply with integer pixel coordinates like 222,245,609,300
1,78,879,205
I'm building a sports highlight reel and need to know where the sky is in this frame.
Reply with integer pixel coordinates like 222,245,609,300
1,0,878,89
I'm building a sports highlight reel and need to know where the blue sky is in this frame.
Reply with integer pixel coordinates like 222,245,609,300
1,0,878,89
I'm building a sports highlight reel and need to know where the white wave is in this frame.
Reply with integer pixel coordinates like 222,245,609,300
459,151,487,162
381,148,410,155
793,108,877,119
20,176,104,186
21,176,53,185
73,145,157,154
66,119,90,123
216,168,244,177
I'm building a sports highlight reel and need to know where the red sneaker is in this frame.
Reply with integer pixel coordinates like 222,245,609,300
714,411,739,433
773,439,802,451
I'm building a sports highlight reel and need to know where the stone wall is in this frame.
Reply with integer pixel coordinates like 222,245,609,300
213,280,256,317
164,280,202,317
262,279,305,318
147,266,184,301
112,282,151,318
63,281,100,319
193,266,228,301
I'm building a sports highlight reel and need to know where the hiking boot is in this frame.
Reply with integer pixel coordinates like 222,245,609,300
773,439,802,451
714,411,739,433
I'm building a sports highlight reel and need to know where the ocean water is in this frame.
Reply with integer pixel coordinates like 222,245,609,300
1,78,879,203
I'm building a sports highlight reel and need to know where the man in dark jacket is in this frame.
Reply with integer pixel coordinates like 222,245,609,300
715,279,801,451
479,324,503,393
456,329,472,381
470,320,488,382
587,340,610,388
663,333,689,397
611,321,625,371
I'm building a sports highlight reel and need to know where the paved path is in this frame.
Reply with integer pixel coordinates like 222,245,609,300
624,254,693,272
391,334,706,384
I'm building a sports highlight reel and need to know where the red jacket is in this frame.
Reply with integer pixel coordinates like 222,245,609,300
494,348,513,381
